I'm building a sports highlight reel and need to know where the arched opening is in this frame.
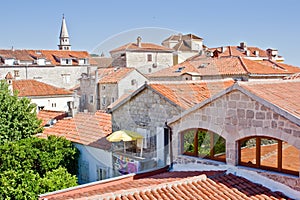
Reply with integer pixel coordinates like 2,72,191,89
238,136,300,176
181,128,226,162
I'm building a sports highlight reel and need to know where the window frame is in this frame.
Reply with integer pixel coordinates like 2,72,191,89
238,136,299,176
181,128,226,162
147,54,152,62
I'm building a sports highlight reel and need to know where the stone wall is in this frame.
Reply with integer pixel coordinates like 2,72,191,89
0,65,97,89
111,87,182,152
170,90,300,173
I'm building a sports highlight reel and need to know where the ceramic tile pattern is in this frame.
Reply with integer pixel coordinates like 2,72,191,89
12,79,73,97
40,111,112,150
98,67,135,84
110,42,173,53
148,56,300,78
240,80,300,118
149,80,234,109
0,49,97,66
39,171,291,200
37,110,67,126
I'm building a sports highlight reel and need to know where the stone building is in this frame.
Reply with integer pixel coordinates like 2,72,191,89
107,80,234,167
148,55,300,81
168,79,300,190
162,33,204,65
79,67,148,112
109,37,174,74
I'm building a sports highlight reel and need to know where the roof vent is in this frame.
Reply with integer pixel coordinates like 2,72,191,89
240,42,247,50
175,66,185,72
137,36,142,48
199,63,209,68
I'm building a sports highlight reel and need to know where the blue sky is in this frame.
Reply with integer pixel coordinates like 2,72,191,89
1,0,300,66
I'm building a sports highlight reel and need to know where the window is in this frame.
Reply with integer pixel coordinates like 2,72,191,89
79,161,89,184
14,70,19,77
182,129,226,162
102,96,106,106
96,166,107,181
131,79,137,86
239,136,300,175
102,85,106,90
147,54,152,62
62,74,71,84
111,97,115,103
89,95,94,104
148,68,152,73
51,103,56,107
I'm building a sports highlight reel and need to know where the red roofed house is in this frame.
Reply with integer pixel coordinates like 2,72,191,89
148,55,300,82
168,79,300,191
107,79,234,173
5,73,75,112
39,111,113,184
79,67,148,112
208,42,285,62
162,33,205,65
109,37,174,74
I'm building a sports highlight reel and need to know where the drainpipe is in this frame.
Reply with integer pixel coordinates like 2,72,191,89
164,121,173,170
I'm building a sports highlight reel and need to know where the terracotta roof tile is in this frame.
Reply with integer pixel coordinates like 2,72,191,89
149,56,300,78
98,67,135,84
149,80,234,109
12,79,73,97
37,110,67,126
0,49,97,66
39,170,291,200
239,80,300,119
39,111,112,150
110,43,173,53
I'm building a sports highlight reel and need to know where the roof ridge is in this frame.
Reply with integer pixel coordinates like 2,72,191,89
95,174,208,199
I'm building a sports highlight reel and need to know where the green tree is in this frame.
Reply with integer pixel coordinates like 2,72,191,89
0,81,43,144
0,136,79,199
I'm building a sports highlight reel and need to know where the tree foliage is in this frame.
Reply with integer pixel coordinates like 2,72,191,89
0,81,43,144
0,136,79,199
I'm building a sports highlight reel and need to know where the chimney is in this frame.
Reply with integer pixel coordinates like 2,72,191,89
137,36,142,48
254,50,259,57
221,46,226,53
245,50,250,56
266,49,278,60
240,42,247,50
178,33,183,41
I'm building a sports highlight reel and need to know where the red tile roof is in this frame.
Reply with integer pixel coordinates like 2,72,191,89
209,46,268,58
0,49,34,61
12,79,73,97
149,56,300,78
97,67,136,84
37,110,67,126
284,72,300,80
0,49,97,66
110,42,173,53
239,80,300,119
40,111,112,150
39,170,291,200
162,33,203,43
149,80,234,109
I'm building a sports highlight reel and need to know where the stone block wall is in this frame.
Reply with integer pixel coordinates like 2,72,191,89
170,90,300,173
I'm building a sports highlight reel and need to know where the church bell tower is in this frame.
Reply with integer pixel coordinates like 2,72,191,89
58,14,71,50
